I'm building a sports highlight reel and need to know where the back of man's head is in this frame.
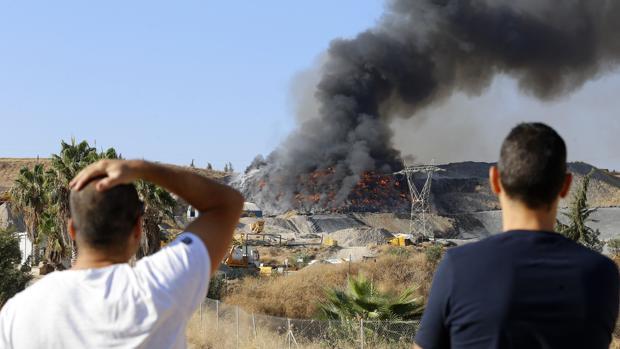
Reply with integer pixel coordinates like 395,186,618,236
498,122,567,208
69,180,141,251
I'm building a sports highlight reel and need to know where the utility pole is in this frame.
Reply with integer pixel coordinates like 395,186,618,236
394,161,444,240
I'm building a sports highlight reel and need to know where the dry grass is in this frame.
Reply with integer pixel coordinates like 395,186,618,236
185,309,413,349
186,311,327,349
222,249,620,347
223,246,436,319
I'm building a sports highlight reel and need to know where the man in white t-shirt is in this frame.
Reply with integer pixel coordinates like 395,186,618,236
0,160,244,348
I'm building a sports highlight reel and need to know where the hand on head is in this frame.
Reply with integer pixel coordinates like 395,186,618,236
70,160,140,192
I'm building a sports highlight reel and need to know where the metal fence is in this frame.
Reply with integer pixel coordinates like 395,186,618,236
188,298,420,349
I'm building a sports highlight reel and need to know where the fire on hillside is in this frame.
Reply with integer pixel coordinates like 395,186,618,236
235,167,412,215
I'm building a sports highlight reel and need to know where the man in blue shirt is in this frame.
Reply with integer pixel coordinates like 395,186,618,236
415,123,619,349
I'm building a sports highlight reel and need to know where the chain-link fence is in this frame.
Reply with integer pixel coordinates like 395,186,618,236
187,298,420,349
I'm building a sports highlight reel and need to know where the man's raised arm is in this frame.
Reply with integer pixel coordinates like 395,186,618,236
71,159,244,273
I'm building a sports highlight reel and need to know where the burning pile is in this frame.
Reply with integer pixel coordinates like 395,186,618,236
237,166,418,215
238,0,620,215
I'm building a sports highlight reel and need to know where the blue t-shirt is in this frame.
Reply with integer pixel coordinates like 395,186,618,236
415,230,619,349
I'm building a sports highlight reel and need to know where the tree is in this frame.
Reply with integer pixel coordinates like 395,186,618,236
318,274,424,321
10,164,47,265
11,139,178,266
190,159,195,168
135,181,176,257
0,228,32,307
206,163,213,171
556,170,604,252
223,163,229,172
38,206,65,264
227,162,234,173
318,275,424,346
50,139,176,261
48,139,103,263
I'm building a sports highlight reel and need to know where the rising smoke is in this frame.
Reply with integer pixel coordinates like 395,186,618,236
243,0,620,213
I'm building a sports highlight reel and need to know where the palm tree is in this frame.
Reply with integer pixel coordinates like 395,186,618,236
38,206,65,265
135,181,176,257
556,170,603,252
48,139,101,263
10,164,47,265
318,275,424,346
50,139,175,260
14,138,178,265
318,275,424,321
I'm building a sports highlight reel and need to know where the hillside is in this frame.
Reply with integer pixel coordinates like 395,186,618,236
0,157,230,202
431,162,620,213
0,158,52,196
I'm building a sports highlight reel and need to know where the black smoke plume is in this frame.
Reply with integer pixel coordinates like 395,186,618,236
241,0,620,214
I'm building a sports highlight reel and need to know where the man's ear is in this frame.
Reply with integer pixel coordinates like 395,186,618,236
559,172,573,198
489,166,502,195
68,218,76,241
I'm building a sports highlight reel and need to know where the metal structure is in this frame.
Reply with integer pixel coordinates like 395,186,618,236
394,162,443,239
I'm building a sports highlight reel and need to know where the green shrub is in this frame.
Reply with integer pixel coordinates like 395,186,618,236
208,273,227,300
424,244,443,267
556,170,604,252
0,229,32,306
608,239,620,257
387,246,412,258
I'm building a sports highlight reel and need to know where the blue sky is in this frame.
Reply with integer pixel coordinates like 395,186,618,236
0,1,382,169
1,1,619,171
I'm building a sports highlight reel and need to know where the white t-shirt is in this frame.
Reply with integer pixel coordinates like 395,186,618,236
0,232,211,349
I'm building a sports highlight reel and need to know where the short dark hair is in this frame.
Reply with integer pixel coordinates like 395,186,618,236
69,180,142,250
498,122,567,208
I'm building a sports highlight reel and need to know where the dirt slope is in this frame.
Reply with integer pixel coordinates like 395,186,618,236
0,158,51,196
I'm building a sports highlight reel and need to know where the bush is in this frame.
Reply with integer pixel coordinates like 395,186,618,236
207,273,227,300
387,246,412,258
0,229,32,305
608,239,620,257
556,170,604,252
424,244,443,267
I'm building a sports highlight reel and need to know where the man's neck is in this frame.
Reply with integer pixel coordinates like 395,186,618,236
71,248,129,270
501,199,558,232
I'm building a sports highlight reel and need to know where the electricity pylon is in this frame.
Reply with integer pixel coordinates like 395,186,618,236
394,162,443,240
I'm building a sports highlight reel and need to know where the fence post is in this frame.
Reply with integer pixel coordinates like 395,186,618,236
288,318,292,349
199,302,204,338
236,305,240,349
360,319,364,349
216,300,220,329
199,302,203,323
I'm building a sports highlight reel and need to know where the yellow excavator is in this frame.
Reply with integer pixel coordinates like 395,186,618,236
223,234,260,268
250,220,264,234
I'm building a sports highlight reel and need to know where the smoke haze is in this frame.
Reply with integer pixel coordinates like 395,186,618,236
392,73,620,170
245,0,620,212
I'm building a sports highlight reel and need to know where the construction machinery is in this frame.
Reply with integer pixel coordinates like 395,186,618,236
323,236,338,247
388,234,413,247
250,220,265,234
223,234,260,268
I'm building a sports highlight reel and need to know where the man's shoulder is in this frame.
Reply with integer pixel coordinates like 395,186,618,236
446,234,506,259
7,272,64,304
1,272,66,323
577,247,619,279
